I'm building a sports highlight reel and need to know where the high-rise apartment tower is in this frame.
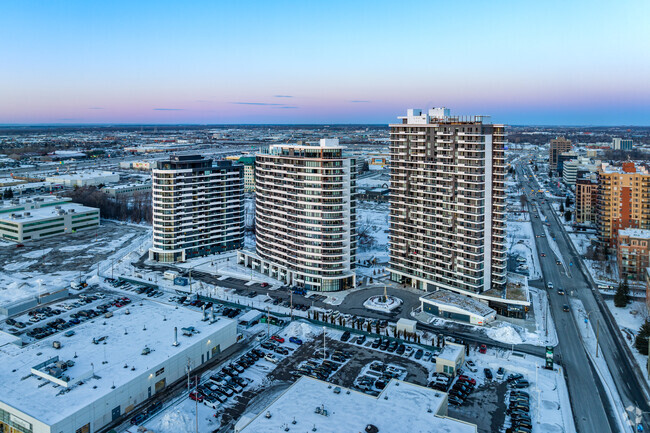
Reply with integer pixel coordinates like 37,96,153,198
149,155,244,262
388,108,507,295
238,139,357,291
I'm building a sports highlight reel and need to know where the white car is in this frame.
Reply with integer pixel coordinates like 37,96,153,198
465,360,478,373
264,353,278,364
404,346,414,357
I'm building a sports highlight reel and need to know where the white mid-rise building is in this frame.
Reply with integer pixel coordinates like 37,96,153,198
238,139,357,291
44,171,120,187
149,155,244,263
388,108,507,297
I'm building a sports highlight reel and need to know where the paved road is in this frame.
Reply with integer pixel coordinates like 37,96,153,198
518,162,650,433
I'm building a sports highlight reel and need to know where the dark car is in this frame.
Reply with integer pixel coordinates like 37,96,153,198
484,368,493,380
341,331,351,342
371,338,381,349
507,373,524,383
563,305,570,312
414,349,423,360
130,413,147,425
396,344,406,355
356,335,366,345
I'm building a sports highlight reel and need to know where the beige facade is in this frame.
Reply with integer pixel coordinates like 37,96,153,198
549,137,572,171
597,162,650,247
617,229,650,281
575,178,598,224
388,108,507,296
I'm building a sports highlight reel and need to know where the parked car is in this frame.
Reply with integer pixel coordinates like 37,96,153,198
271,335,285,343
356,335,367,345
479,344,487,354
289,336,303,345
414,349,424,360
189,391,203,402
130,413,147,425
496,367,505,380
341,331,351,342
264,353,278,363
484,368,493,380
465,360,478,372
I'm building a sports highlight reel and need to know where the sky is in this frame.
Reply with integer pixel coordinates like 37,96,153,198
1,0,649,125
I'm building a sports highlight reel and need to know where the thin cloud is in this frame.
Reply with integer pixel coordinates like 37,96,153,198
274,95,293,98
88,107,104,110
274,106,299,109
349,100,370,103
153,108,184,111
231,102,285,106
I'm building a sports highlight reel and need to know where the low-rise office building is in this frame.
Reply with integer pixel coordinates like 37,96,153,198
102,183,151,198
0,300,237,433
45,171,120,187
0,202,99,242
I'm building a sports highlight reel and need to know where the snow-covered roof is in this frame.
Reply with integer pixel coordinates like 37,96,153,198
420,290,495,317
618,229,650,240
0,203,97,222
238,376,477,433
437,342,464,363
0,300,235,426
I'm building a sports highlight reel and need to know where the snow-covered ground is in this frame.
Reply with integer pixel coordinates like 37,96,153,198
604,299,650,390
507,216,542,280
569,299,631,432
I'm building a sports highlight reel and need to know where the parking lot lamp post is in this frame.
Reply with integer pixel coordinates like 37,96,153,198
323,327,326,362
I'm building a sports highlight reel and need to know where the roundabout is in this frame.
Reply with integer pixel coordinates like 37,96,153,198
363,287,403,313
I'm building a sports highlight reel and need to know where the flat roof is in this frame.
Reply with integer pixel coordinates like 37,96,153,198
0,196,69,210
619,228,650,240
420,290,495,317
45,171,119,181
437,342,463,363
0,203,98,223
239,376,476,433
0,300,235,426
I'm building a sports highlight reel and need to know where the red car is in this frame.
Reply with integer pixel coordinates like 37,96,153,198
261,282,269,287
189,391,203,402
271,335,285,343
479,344,487,354
457,375,476,385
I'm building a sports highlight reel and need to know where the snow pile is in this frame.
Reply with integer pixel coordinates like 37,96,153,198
150,408,195,433
283,321,319,341
486,322,524,345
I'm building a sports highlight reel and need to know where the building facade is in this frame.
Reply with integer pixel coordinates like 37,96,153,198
575,177,598,224
549,137,572,172
238,139,357,291
612,138,633,151
597,162,650,248
388,108,507,296
149,155,244,263
617,229,650,281
0,202,99,242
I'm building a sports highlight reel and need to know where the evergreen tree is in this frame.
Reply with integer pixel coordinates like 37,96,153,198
564,210,572,222
559,203,565,213
613,281,630,307
634,320,650,354
3,187,13,199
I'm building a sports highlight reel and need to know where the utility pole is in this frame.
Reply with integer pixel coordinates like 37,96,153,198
596,319,600,358
290,291,293,319
266,306,270,338
323,327,326,362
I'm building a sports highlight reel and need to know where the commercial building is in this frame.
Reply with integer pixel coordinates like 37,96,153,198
0,196,71,215
238,139,357,291
435,342,466,376
575,177,598,224
388,108,507,298
0,202,99,242
235,376,477,433
420,290,497,325
613,137,633,151
597,162,650,247
102,183,151,198
119,161,153,171
149,155,244,263
617,229,650,281
562,157,598,188
368,154,390,170
549,137,572,172
45,171,120,187
557,151,578,176
0,300,237,433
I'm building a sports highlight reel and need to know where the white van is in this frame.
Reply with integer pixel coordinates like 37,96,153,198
163,270,179,280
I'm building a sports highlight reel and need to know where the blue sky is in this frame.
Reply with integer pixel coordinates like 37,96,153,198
1,0,649,124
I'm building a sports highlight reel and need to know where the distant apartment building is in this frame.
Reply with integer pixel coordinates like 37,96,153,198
612,137,633,151
225,155,255,192
0,202,99,242
549,137,572,172
238,139,357,291
388,108,507,298
597,162,650,247
575,177,598,224
149,155,244,263
562,157,598,188
617,229,650,281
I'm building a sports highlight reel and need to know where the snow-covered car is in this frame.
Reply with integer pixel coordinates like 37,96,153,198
465,360,478,373
264,353,278,364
